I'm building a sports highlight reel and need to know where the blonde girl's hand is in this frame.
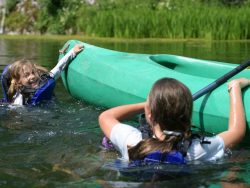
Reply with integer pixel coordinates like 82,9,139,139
73,44,84,54
228,78,250,92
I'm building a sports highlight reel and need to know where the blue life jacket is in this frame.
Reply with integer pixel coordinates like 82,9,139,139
132,150,186,166
102,114,213,181
126,133,211,166
102,135,187,165
105,156,190,182
1,65,10,102
102,114,211,166
27,77,56,105
1,65,56,105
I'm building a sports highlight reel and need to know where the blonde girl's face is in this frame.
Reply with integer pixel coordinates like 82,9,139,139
18,65,40,88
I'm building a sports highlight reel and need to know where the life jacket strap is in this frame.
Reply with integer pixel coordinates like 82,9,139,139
1,65,11,102
191,133,211,145
138,113,153,139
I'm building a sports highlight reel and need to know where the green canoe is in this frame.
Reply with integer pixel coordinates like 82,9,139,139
60,40,250,137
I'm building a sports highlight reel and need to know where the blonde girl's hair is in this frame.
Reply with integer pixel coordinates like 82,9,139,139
7,59,48,102
128,78,193,160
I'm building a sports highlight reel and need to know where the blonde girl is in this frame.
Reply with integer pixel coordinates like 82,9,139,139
2,44,83,105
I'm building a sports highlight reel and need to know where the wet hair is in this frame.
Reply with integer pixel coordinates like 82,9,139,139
128,78,193,160
7,59,48,102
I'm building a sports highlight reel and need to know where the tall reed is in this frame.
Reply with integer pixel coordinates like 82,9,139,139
76,3,250,40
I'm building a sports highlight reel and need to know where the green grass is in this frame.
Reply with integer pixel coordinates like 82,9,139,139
74,4,250,40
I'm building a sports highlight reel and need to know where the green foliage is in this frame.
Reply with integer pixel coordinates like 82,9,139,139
5,0,19,12
4,0,250,39
5,0,39,34
36,0,86,34
5,11,28,33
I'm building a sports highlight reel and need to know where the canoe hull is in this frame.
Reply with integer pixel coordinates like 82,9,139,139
60,40,250,140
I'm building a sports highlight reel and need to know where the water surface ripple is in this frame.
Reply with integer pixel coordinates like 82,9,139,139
0,39,250,187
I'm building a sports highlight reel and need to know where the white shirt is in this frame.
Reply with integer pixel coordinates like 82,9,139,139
110,123,225,161
49,49,76,79
12,92,23,105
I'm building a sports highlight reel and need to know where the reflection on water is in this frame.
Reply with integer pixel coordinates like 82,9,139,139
0,38,250,187
91,40,250,64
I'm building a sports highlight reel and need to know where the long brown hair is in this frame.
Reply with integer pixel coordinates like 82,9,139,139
7,59,48,102
128,78,193,160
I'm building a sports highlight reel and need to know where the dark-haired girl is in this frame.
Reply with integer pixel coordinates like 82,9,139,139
99,77,249,161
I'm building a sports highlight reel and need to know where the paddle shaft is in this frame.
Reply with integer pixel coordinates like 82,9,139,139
192,60,250,101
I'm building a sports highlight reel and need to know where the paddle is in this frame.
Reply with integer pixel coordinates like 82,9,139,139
192,60,250,101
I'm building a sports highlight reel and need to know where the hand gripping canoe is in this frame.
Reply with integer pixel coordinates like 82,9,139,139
192,60,250,101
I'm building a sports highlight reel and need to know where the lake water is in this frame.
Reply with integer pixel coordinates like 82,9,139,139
0,38,250,187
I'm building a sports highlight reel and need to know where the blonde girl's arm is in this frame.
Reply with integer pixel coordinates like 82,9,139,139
99,102,146,139
49,44,83,79
218,78,250,148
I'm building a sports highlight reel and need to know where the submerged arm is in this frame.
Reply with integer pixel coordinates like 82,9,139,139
49,44,83,79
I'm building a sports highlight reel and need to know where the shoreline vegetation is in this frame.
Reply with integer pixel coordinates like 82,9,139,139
1,34,250,43
1,0,250,40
